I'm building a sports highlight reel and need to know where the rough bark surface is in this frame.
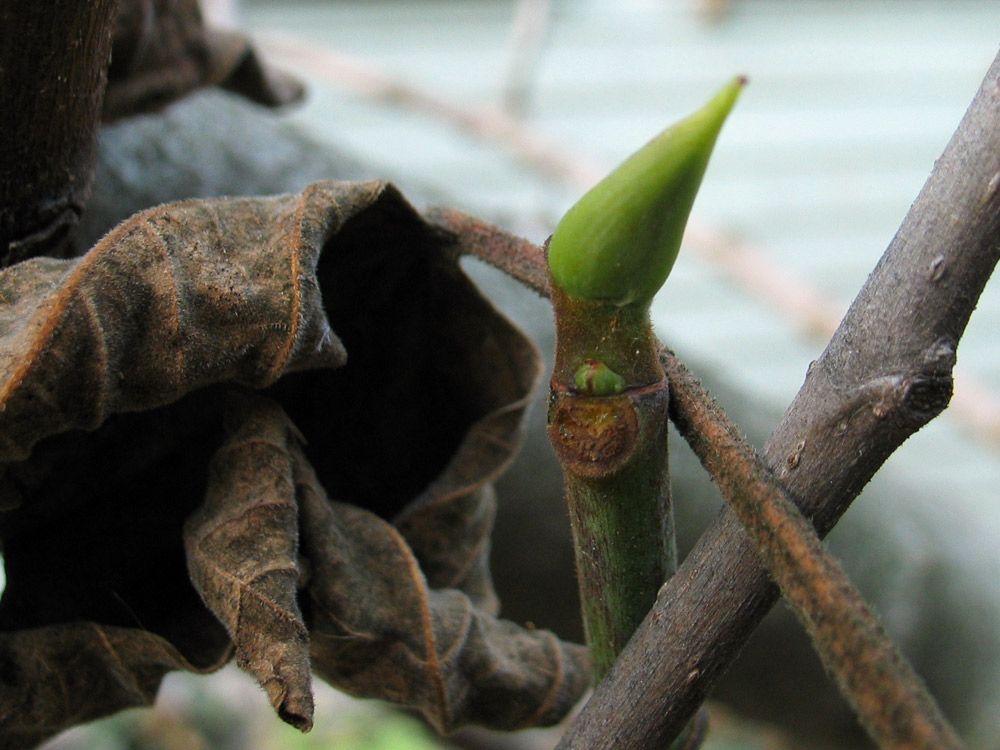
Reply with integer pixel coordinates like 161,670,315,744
0,0,300,268
0,0,119,266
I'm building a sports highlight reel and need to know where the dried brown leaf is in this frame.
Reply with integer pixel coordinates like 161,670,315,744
0,181,588,746
0,622,226,750
391,281,545,613
0,393,234,750
184,389,312,731
0,183,355,465
294,444,591,734
105,0,302,121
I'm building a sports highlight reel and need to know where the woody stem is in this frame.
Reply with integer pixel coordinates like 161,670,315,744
547,281,674,678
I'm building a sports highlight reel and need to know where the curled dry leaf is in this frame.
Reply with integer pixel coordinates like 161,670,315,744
0,622,222,750
0,181,589,748
105,0,303,121
184,389,313,731
0,185,347,464
295,443,591,733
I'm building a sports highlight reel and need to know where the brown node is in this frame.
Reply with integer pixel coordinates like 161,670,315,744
547,392,639,478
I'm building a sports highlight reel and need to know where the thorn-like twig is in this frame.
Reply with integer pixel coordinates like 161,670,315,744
658,348,963,750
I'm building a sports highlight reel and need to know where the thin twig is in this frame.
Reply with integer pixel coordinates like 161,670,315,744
430,208,551,297
259,36,600,189
659,349,962,749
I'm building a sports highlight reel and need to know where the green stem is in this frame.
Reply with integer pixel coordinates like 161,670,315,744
547,282,673,678
542,76,740,704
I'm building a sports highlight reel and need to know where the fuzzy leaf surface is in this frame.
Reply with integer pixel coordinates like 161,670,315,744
184,389,313,731
295,444,591,734
0,181,589,747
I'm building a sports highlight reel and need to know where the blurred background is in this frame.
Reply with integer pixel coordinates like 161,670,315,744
33,1,1000,748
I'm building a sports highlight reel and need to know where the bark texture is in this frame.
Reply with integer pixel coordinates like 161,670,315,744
0,0,300,268
0,0,119,265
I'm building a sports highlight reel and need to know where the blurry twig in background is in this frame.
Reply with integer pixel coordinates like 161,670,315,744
200,0,240,28
695,0,733,24
260,35,599,188
501,0,554,116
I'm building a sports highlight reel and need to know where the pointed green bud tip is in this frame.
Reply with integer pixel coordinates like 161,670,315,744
574,359,627,396
548,76,745,307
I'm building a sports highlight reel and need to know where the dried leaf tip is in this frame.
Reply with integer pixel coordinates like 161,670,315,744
547,76,745,307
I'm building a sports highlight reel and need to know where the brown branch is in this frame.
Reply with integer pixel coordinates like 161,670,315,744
686,221,1000,451
430,208,551,297
0,0,120,266
658,351,961,748
555,47,1000,749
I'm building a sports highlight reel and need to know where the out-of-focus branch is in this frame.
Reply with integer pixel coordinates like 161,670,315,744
0,0,120,265
259,36,603,191
501,0,553,116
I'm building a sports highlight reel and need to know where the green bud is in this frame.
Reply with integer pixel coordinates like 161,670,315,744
548,76,745,307
574,359,627,396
